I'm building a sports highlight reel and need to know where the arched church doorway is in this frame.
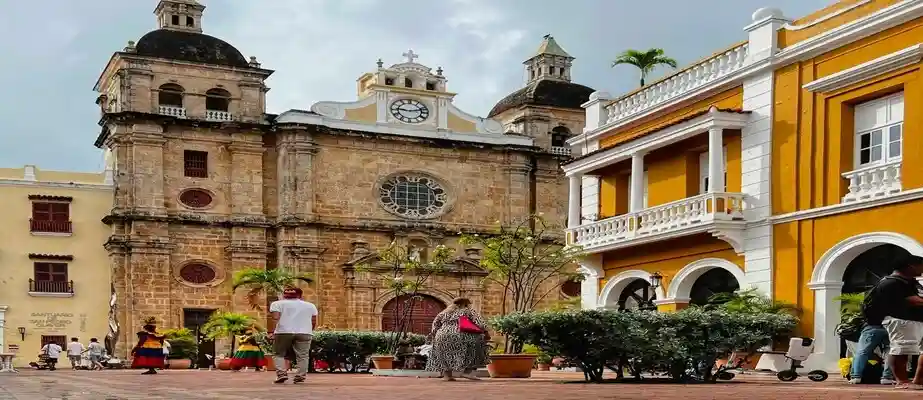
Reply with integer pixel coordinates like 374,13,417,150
618,279,656,311
689,268,740,306
381,294,446,335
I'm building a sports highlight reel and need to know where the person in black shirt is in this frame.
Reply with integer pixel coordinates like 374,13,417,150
866,254,923,389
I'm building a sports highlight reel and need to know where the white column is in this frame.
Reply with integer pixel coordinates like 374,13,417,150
807,282,842,372
629,153,645,212
568,175,582,228
708,127,725,193
578,255,603,310
0,306,7,353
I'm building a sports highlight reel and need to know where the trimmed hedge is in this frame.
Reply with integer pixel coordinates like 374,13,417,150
491,308,796,382
306,331,426,373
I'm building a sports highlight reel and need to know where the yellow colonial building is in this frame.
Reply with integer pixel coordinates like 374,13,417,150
565,0,923,371
0,163,114,367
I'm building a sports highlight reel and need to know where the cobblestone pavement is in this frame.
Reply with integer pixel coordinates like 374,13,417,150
0,370,918,400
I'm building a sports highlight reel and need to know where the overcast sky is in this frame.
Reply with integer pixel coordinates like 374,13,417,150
0,0,831,172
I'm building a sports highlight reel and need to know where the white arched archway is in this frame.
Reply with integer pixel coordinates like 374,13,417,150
666,258,746,301
598,269,666,309
807,232,923,371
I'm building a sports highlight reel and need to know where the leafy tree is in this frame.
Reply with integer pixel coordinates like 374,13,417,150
201,312,257,354
460,215,584,354
705,288,800,316
611,48,678,87
355,242,454,354
231,268,314,311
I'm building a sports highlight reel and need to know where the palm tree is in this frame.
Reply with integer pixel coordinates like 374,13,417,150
232,268,314,310
201,312,256,353
611,48,678,87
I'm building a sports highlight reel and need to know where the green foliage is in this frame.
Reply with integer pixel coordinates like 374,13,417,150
161,328,197,361
705,288,800,316
231,267,314,310
459,215,584,354
491,308,796,383
307,331,425,373
835,292,865,320
548,296,581,312
611,48,679,86
201,312,256,353
251,330,274,355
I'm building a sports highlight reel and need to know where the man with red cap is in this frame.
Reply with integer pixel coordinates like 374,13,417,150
269,286,318,384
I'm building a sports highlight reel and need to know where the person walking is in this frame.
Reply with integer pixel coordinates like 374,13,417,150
269,287,317,384
87,338,106,370
67,338,85,370
863,254,923,389
425,297,490,381
40,341,63,371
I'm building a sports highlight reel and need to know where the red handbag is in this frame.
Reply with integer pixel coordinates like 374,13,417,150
458,315,483,334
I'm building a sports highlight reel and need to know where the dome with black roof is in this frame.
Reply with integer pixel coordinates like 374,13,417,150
134,29,250,69
487,35,594,118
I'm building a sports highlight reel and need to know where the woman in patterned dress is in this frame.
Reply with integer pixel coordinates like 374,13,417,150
230,326,266,371
425,297,490,381
131,317,166,375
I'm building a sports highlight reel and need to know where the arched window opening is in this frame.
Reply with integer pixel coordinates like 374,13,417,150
205,88,231,112
689,268,740,306
551,126,571,148
618,279,655,311
186,16,195,27
404,78,413,88
158,84,184,107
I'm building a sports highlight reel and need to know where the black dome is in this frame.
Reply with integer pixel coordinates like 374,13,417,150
134,29,250,68
488,79,595,118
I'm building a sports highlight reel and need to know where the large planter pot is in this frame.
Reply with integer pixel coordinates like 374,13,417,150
371,355,395,370
487,354,537,378
216,359,232,370
166,359,191,369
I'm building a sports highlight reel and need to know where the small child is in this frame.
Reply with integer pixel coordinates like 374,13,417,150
229,327,266,371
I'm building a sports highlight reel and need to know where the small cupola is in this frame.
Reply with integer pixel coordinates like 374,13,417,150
155,0,205,33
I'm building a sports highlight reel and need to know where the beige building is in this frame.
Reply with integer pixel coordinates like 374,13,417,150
0,165,113,367
93,0,590,362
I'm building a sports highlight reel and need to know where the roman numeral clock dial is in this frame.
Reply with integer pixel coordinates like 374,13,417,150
390,99,430,124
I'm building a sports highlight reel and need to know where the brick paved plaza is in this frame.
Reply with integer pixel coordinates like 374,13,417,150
0,370,917,399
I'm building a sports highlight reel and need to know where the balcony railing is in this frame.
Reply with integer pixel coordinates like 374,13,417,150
29,279,74,294
569,192,746,249
550,146,572,156
159,105,187,118
605,43,749,125
205,110,233,122
842,160,902,202
30,219,72,234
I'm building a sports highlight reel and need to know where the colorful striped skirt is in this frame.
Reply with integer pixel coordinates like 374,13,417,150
132,347,165,369
230,346,266,369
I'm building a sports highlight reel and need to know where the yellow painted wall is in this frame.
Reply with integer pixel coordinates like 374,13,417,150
0,167,112,367
343,103,378,123
447,113,477,133
771,16,923,216
600,235,743,298
778,0,903,48
599,87,742,149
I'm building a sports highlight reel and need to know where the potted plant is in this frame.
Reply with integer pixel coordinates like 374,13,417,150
834,292,865,344
352,241,453,370
201,312,257,370
161,328,197,369
705,289,800,370
460,215,584,378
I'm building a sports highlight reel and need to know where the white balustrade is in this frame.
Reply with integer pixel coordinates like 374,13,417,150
205,110,233,122
568,192,746,249
550,146,572,156
841,160,902,202
158,105,186,118
605,44,749,125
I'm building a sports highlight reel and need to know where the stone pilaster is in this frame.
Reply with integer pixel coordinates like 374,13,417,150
228,138,265,217
504,160,533,223
126,124,167,215
275,130,318,220
226,236,269,322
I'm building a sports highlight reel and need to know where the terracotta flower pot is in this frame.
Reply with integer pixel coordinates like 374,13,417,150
166,359,191,369
536,363,550,371
487,354,537,378
217,359,232,370
371,355,395,370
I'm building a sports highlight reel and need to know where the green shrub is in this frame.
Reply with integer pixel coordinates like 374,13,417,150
161,328,197,361
491,308,796,382
307,331,426,373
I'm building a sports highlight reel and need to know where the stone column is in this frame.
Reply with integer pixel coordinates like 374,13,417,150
275,130,317,220
629,152,645,212
227,139,265,217
708,127,725,193
568,175,582,228
505,161,532,222
126,125,167,215
578,254,603,310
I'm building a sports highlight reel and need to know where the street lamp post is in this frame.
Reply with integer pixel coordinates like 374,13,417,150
642,272,663,311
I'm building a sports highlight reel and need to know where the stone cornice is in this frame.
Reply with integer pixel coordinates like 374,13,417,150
803,43,923,93
95,111,271,148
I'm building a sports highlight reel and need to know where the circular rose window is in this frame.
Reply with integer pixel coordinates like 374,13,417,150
179,263,217,285
179,189,213,208
378,175,448,219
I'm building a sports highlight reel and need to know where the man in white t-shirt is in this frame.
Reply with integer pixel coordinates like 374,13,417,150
270,287,318,384
66,338,85,370
40,341,63,371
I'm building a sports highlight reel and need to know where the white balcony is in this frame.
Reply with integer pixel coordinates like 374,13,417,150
158,105,186,118
550,146,572,156
842,160,902,203
205,110,233,122
568,192,748,253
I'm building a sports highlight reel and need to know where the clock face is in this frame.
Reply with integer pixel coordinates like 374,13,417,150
390,99,430,123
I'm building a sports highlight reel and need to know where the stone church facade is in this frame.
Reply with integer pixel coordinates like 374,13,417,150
93,0,593,359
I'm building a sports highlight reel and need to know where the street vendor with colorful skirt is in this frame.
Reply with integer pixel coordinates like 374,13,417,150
131,316,166,375
230,325,266,371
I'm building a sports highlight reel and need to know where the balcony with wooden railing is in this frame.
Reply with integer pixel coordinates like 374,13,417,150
30,219,72,235
29,279,75,297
